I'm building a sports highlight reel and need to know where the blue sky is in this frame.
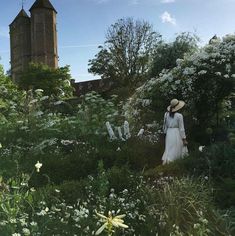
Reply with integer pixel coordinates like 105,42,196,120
0,0,235,81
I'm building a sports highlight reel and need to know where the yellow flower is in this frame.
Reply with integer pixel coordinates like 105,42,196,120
35,161,42,172
0,143,2,148
95,210,128,235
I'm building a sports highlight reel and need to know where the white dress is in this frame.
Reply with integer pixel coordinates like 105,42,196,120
162,112,188,165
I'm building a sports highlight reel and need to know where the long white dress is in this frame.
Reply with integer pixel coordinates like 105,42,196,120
162,112,188,165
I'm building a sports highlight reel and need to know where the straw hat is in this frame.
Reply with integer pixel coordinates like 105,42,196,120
167,99,185,112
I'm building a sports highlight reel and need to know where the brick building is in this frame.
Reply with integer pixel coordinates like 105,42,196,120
9,0,58,82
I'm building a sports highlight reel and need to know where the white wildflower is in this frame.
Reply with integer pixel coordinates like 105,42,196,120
123,121,131,139
215,72,221,76
29,99,38,104
117,127,125,141
54,101,63,105
198,70,207,75
137,128,144,137
35,161,42,172
199,146,205,152
40,96,49,101
105,122,117,140
35,89,44,93
22,228,30,236
95,211,128,235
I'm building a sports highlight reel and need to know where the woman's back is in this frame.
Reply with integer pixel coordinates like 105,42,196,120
165,112,183,128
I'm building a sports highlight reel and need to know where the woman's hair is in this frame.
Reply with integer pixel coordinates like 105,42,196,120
169,107,175,118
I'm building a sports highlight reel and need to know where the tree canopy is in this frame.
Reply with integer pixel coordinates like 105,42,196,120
18,63,73,98
88,18,161,87
149,32,199,78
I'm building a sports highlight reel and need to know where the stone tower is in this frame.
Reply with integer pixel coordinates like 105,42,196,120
9,0,58,81
30,0,58,68
9,9,31,82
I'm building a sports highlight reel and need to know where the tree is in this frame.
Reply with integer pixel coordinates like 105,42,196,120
150,32,199,77
88,18,161,87
18,63,73,98
0,64,24,121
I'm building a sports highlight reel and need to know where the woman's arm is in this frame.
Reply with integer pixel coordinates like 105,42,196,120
178,114,187,144
163,112,167,134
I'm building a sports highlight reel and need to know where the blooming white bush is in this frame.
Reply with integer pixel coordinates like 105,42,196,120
124,34,235,137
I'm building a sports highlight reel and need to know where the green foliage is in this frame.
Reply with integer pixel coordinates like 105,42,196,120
0,170,232,235
216,178,235,208
18,63,73,98
0,66,24,122
0,26,235,235
88,18,161,88
95,137,162,171
150,32,199,77
125,34,235,142
151,177,231,235
148,143,235,208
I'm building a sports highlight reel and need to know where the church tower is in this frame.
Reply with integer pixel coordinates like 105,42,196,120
29,0,58,68
9,9,31,82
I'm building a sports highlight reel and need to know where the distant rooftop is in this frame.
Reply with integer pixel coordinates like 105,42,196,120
29,0,57,13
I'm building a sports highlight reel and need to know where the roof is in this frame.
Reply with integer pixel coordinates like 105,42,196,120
10,9,30,26
72,79,116,96
29,0,57,13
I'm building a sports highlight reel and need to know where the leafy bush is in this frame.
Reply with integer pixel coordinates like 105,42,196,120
151,177,232,235
0,170,233,235
18,63,73,98
125,34,235,142
146,143,235,208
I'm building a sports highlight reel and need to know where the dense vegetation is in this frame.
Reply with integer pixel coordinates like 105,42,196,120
0,19,235,235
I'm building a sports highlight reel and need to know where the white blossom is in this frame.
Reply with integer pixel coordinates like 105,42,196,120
117,127,125,141
35,89,44,93
105,122,117,140
35,161,42,172
123,121,131,139
199,146,205,152
198,70,207,75
137,128,144,137
22,228,30,236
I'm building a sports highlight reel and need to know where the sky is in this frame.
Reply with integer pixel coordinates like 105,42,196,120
0,0,235,82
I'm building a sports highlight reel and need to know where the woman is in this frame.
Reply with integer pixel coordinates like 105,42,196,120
162,99,188,165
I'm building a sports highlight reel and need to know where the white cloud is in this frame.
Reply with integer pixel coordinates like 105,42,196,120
161,0,175,3
95,0,109,4
129,0,139,5
160,11,176,25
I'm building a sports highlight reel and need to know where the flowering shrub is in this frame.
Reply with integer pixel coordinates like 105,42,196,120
124,34,235,142
0,169,232,235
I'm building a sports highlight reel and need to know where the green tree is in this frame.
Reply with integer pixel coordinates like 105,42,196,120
150,32,199,77
18,63,73,97
88,18,161,87
0,64,24,121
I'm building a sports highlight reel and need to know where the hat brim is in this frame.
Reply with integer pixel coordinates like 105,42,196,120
167,101,185,112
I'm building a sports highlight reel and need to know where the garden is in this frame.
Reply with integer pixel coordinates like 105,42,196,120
0,19,235,236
